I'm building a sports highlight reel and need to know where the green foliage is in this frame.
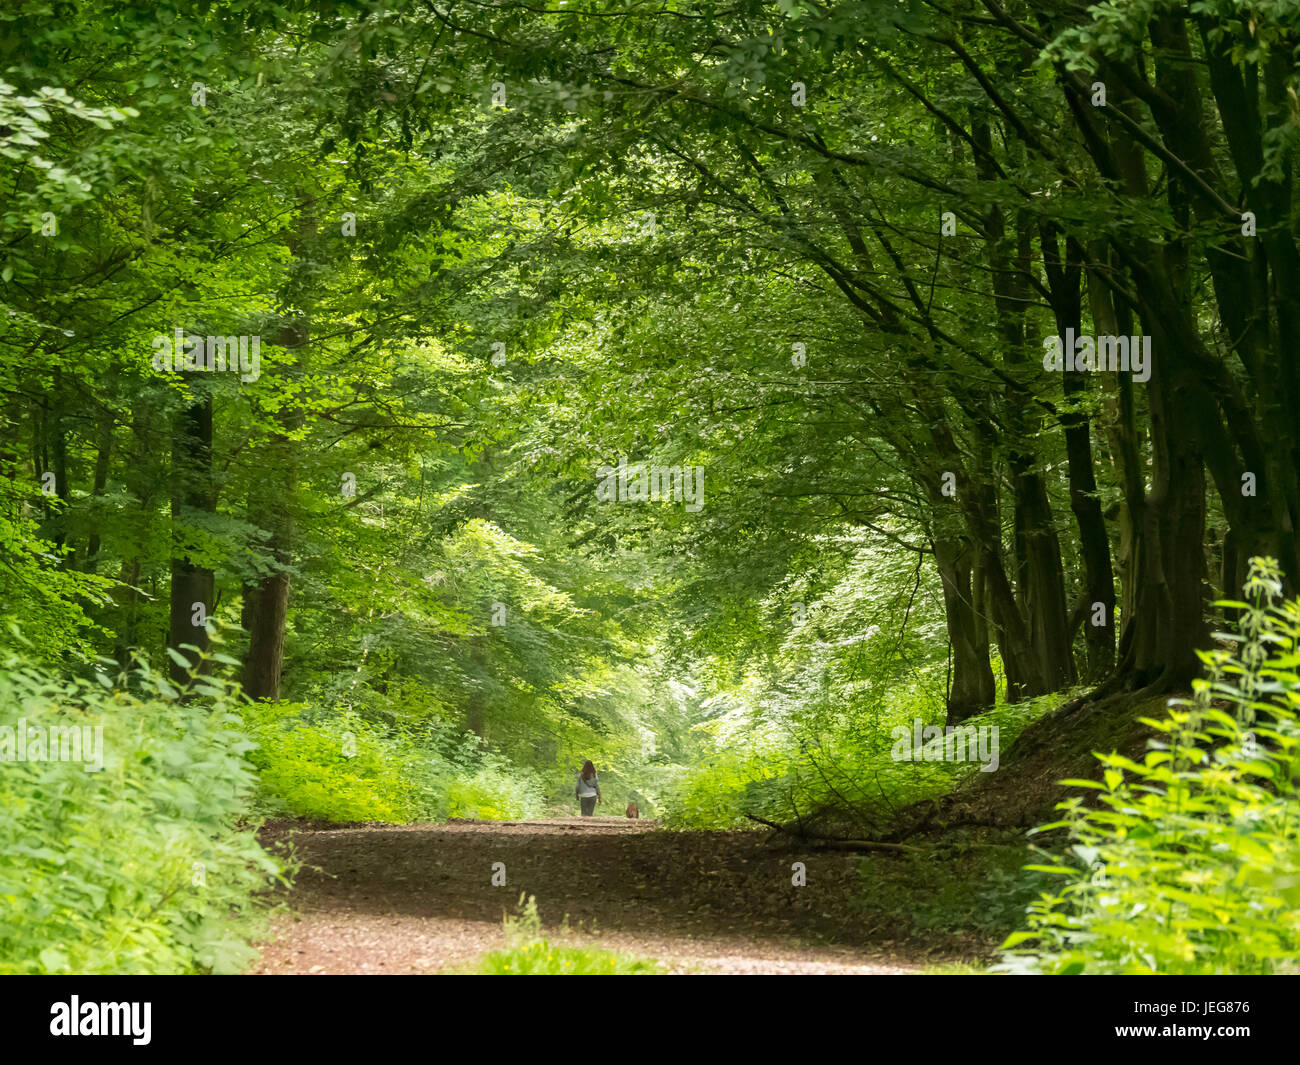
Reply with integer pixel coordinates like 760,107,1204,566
922,961,988,975
466,894,663,975
4,0,1299,977
0,485,115,665
855,836,1058,944
239,701,546,823
1000,559,1300,975
469,941,664,975
0,652,288,975
661,646,1062,834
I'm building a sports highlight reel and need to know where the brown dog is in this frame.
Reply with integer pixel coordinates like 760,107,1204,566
625,802,639,819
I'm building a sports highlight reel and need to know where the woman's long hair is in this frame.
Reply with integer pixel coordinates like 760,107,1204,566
581,760,596,780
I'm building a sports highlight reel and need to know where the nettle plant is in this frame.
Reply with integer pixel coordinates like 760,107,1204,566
0,636,289,974
1000,558,1300,974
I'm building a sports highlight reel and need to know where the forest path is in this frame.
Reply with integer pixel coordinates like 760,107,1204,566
250,817,934,974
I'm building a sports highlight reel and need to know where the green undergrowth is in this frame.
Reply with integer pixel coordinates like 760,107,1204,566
0,642,288,974
661,686,1072,834
238,700,546,823
922,961,989,975
1000,559,1300,974
469,940,665,974
849,828,1057,955
463,894,665,975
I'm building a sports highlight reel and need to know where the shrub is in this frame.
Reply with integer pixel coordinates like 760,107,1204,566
999,558,1300,974
466,894,663,975
239,703,421,822
238,701,545,823
470,941,664,975
660,691,1062,832
0,649,287,974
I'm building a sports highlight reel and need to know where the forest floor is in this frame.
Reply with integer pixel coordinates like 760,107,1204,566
249,817,997,975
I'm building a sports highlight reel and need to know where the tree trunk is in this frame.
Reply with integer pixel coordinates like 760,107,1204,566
933,529,996,723
241,189,316,700
1043,229,1115,680
168,382,214,683
84,412,113,573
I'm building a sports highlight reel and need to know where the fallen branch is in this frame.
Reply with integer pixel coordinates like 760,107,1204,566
803,839,920,854
743,813,919,852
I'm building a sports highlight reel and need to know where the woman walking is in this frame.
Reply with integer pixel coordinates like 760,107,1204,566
575,760,601,817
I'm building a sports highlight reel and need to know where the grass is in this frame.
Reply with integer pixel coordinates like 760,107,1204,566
468,940,665,974
922,961,989,975
463,892,665,974
848,828,1056,955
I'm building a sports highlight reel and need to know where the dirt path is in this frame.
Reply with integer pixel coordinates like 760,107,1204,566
250,817,939,974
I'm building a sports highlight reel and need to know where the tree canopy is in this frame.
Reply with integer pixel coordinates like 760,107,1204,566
4,0,1300,981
